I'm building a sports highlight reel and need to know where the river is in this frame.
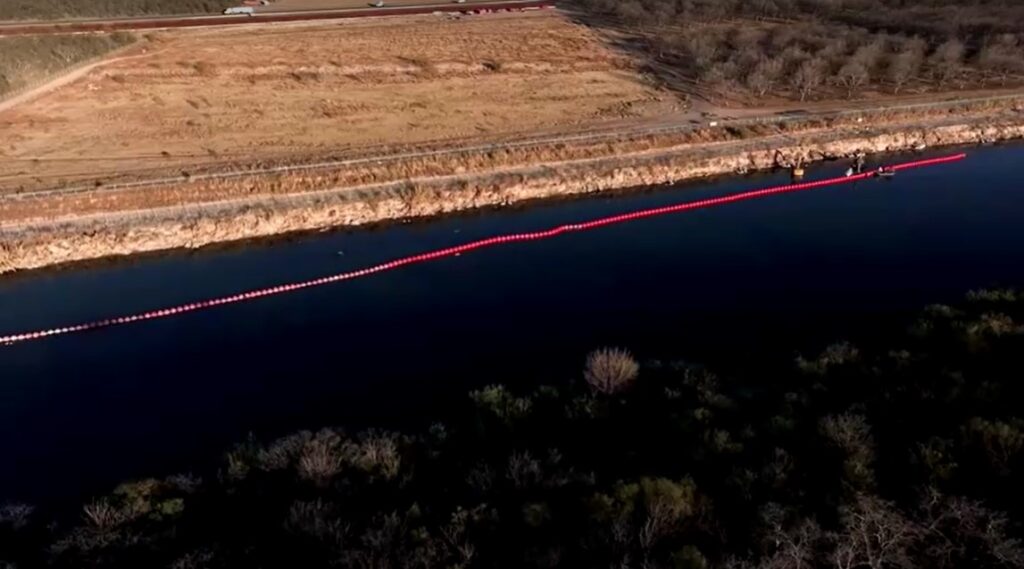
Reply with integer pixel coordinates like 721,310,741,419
2,143,1024,505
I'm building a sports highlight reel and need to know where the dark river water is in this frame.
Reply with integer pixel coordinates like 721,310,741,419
2,143,1023,505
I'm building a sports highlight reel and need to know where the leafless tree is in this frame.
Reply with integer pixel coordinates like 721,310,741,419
835,494,918,569
830,534,858,569
792,58,826,101
852,40,886,75
834,60,870,98
746,57,784,97
979,37,1024,86
760,504,823,569
820,413,876,489
685,34,723,79
887,48,923,94
929,39,965,88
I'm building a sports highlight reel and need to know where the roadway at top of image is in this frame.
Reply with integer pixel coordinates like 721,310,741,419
0,0,552,36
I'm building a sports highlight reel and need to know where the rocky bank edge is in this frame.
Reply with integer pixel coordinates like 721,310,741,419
2,119,1022,274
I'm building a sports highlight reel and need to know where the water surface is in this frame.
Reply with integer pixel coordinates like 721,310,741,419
2,143,1023,504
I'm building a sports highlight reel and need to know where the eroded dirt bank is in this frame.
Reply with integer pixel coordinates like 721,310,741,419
2,119,1022,274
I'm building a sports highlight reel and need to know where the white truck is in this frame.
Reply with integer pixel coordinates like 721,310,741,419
223,6,256,15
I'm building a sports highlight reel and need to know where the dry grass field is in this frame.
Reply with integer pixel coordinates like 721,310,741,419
0,32,135,96
0,11,669,191
0,0,235,20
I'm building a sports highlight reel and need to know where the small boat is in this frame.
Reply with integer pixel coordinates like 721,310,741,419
876,167,896,179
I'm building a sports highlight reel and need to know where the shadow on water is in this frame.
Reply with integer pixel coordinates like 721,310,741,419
2,143,1024,506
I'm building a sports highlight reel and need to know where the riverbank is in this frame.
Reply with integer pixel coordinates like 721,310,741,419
3,104,1024,274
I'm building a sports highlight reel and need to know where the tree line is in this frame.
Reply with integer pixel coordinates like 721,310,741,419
577,0,1024,102
2,288,1024,568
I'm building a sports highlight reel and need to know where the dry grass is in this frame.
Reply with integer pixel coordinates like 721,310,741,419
1,96,1018,225
0,32,135,97
0,0,234,20
2,95,1017,225
0,12,666,191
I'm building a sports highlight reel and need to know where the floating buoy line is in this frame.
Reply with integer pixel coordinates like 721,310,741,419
0,153,966,346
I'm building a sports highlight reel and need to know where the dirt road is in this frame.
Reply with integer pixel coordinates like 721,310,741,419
0,0,551,35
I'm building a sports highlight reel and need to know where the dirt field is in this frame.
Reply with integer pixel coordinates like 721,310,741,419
0,11,670,192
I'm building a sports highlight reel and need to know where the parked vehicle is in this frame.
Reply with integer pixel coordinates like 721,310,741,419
223,6,256,15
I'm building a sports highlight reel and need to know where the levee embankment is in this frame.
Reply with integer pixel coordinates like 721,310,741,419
2,107,1023,273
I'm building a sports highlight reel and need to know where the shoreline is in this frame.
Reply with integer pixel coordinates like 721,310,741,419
3,115,1023,275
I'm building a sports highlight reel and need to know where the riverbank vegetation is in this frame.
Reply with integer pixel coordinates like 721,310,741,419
0,33,135,98
3,289,1024,568
0,1,234,20
575,0,1024,102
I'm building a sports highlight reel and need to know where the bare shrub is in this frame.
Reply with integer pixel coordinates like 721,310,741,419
164,473,202,494
507,450,543,489
170,549,216,569
797,342,860,374
297,429,345,484
350,430,402,480
820,414,876,489
964,417,1024,474
466,462,495,492
469,384,533,423
0,503,34,530
583,347,639,395
286,499,348,548
192,61,217,77
82,500,128,531
258,431,313,471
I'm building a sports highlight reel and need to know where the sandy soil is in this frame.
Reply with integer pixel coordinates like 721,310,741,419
0,11,668,191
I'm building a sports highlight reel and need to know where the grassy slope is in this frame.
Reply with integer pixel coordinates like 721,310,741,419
0,0,235,20
0,33,135,97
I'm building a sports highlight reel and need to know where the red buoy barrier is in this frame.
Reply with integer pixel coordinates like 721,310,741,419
0,153,966,346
